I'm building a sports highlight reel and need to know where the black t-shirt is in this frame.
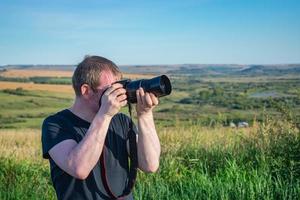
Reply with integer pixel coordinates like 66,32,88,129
41,109,138,200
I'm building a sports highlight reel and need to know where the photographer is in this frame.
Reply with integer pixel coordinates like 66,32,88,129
41,56,161,200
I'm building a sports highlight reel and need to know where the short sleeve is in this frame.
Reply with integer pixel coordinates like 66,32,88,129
41,116,76,159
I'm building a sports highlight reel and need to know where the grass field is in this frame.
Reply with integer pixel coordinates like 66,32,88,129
0,70,299,199
0,119,299,199
0,81,74,94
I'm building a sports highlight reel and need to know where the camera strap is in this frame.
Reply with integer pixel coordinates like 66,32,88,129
100,103,138,199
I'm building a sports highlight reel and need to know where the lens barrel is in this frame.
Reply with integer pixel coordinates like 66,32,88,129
117,75,172,104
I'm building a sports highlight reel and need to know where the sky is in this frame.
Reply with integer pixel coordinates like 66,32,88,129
0,0,300,65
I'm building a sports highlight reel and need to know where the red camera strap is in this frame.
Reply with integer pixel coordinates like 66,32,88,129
100,103,138,199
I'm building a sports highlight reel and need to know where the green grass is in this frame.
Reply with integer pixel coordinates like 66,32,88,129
137,131,300,199
0,90,72,129
1,74,300,129
0,116,299,200
0,158,56,200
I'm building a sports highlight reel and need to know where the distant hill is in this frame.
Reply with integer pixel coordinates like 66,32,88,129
167,64,245,76
1,64,300,77
237,65,300,76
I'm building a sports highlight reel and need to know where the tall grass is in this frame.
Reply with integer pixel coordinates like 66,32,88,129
0,116,299,199
135,118,300,199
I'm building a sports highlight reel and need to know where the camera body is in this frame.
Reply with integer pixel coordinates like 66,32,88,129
116,75,172,104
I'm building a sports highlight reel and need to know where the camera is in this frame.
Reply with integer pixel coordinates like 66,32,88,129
115,75,172,104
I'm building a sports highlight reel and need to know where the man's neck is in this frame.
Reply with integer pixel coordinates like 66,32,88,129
69,98,96,123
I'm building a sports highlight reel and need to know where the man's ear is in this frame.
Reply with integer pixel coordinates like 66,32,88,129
80,84,91,99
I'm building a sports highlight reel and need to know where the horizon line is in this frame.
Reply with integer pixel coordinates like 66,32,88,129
1,63,300,67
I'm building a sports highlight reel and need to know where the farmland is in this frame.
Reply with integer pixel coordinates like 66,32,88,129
0,67,300,199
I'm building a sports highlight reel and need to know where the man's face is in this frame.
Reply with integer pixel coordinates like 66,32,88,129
91,70,120,112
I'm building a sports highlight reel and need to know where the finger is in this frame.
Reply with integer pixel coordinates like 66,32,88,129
139,88,146,105
149,93,159,105
105,83,124,96
120,100,128,107
136,89,142,105
115,88,127,96
110,88,126,99
144,92,153,107
117,94,127,102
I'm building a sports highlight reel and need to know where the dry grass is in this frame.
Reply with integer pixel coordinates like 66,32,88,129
0,69,154,80
0,129,44,163
0,126,253,163
159,125,254,155
0,81,74,94
0,69,73,78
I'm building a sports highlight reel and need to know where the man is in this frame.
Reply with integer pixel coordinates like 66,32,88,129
42,56,161,200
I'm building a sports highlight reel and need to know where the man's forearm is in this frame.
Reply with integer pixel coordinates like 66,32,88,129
67,113,112,179
137,112,161,172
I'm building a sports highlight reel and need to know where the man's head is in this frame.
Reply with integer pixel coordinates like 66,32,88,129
72,56,122,97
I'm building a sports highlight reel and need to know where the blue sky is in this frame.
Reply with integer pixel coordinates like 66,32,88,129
0,0,299,65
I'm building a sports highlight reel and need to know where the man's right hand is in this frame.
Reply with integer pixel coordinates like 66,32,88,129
98,83,127,117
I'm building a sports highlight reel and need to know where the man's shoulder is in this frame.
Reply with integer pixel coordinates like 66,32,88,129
41,109,77,159
43,109,69,126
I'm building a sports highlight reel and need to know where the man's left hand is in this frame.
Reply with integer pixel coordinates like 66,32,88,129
136,88,159,117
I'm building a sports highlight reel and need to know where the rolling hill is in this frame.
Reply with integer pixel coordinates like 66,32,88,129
1,64,300,77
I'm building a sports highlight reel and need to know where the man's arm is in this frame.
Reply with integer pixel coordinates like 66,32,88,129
48,83,127,180
48,114,112,179
135,88,161,173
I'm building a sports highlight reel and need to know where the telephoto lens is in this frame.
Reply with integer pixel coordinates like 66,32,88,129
116,75,172,104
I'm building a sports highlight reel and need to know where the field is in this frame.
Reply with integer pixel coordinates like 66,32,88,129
0,69,154,79
0,81,74,94
0,68,300,199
